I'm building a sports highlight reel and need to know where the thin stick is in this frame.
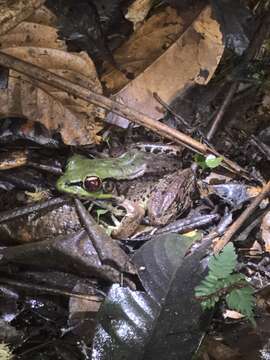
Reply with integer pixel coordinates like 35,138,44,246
153,92,190,129
214,180,270,254
0,51,249,178
0,197,68,223
0,278,103,302
207,82,238,141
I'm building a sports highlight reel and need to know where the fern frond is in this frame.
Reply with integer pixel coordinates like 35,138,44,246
195,243,255,325
208,243,237,279
226,287,255,326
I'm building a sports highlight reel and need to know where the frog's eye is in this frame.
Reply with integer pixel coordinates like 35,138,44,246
83,176,102,192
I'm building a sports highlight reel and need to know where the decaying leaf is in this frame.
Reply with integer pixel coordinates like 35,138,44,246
125,0,153,29
199,182,262,207
104,5,224,128
0,0,45,35
0,5,105,145
69,281,101,343
261,211,270,252
204,337,240,360
102,6,186,93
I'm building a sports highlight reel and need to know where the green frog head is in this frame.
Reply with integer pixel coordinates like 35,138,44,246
56,151,148,199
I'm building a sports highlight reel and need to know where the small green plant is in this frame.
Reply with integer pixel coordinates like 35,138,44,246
194,154,223,169
195,243,255,325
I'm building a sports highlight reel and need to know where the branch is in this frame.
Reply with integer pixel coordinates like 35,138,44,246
0,51,249,178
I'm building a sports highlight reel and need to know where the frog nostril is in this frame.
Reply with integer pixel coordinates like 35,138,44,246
83,176,102,192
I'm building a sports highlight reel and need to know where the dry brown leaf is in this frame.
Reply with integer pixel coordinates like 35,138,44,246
0,0,45,35
27,5,57,26
103,6,224,128
125,0,153,30
0,7,105,145
103,6,185,93
261,211,270,252
205,338,240,360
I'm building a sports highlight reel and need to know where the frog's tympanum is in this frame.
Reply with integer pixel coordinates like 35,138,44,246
57,149,195,235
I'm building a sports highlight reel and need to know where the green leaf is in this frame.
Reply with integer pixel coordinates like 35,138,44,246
201,297,217,310
205,155,223,168
226,287,255,326
194,154,223,169
194,154,207,169
208,243,237,279
195,243,255,324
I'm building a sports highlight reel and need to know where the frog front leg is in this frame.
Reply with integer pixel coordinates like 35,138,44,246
111,199,145,239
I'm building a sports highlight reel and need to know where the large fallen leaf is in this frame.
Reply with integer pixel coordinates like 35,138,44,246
91,234,213,360
103,5,224,128
0,6,104,145
102,6,186,93
125,0,153,30
0,0,45,35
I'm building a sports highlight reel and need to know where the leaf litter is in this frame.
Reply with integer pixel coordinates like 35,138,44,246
0,1,269,360
0,1,105,145
104,5,224,127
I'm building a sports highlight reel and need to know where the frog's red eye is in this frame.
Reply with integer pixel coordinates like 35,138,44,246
83,176,102,192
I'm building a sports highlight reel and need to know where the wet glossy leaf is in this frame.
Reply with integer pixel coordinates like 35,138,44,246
133,233,195,302
91,234,213,359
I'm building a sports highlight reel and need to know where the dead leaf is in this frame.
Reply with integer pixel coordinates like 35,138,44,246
249,240,263,256
103,5,224,128
261,211,270,252
223,309,245,320
0,6,105,145
0,0,45,35
27,5,57,26
205,338,240,360
125,0,153,30
102,6,185,93
68,281,101,342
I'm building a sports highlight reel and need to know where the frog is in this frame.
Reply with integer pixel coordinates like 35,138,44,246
56,149,195,235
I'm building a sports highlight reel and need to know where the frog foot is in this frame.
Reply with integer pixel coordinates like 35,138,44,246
111,199,145,239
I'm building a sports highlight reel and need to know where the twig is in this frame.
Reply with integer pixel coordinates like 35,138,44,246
214,180,270,254
153,92,191,129
0,196,68,223
207,82,239,141
0,51,249,178
74,199,136,274
153,91,212,146
0,277,103,302
250,135,270,161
